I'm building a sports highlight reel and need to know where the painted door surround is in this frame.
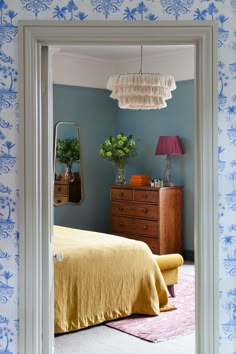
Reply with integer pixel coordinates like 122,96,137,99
19,21,218,354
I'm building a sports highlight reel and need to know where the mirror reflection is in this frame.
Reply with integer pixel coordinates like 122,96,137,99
54,121,83,205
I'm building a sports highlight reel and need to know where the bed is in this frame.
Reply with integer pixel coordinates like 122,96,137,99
53,225,172,334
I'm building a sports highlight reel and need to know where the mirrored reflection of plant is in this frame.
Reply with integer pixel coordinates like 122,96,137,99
56,137,80,182
56,137,80,168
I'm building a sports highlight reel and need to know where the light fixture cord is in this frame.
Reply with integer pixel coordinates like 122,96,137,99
139,45,143,74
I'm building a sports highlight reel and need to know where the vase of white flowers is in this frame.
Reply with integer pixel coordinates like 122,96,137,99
99,133,137,184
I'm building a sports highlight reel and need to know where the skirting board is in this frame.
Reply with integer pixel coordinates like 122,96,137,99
183,249,194,262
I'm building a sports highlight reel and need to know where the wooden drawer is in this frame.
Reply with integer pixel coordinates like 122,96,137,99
113,232,160,254
111,188,133,201
54,195,69,204
54,183,69,196
111,201,158,219
111,215,158,237
134,189,159,203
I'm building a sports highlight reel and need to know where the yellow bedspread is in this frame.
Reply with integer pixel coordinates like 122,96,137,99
53,225,169,334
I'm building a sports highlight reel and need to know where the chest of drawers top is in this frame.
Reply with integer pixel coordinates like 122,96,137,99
110,184,159,203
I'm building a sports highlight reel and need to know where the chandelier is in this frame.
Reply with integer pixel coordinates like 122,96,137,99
106,46,176,110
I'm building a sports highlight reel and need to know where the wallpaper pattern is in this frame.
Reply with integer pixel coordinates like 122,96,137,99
0,0,235,353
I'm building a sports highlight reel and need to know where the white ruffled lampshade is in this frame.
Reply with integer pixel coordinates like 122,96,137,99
107,72,176,110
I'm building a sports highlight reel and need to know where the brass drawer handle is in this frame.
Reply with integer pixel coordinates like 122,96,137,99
118,206,124,211
143,194,148,199
119,192,124,197
142,208,148,213
57,187,62,191
143,225,148,230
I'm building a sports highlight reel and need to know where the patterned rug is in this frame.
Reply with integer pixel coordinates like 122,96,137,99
105,272,195,343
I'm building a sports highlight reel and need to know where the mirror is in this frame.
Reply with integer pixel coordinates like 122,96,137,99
54,121,83,205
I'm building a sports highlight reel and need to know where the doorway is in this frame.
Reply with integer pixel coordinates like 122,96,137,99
52,43,195,353
19,21,218,354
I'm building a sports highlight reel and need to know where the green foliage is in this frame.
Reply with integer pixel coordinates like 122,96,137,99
56,137,80,166
99,133,137,166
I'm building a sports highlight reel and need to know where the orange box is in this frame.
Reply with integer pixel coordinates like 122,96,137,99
129,174,150,186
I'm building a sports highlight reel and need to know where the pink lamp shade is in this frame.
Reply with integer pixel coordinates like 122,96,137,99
155,136,184,156
155,136,184,186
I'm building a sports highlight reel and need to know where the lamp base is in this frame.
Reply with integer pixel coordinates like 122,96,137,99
163,155,174,187
163,179,175,187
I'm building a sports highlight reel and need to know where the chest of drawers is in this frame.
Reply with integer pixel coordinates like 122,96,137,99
54,181,69,204
110,185,183,255
54,180,81,204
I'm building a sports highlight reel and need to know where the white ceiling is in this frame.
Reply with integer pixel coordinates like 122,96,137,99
54,45,195,62
52,44,195,89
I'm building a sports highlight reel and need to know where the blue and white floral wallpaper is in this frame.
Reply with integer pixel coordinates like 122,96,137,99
0,0,235,353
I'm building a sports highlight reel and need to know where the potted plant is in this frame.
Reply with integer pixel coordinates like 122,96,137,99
99,133,137,184
56,137,80,182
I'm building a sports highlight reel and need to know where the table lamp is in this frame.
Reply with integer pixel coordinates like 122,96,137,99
155,136,184,186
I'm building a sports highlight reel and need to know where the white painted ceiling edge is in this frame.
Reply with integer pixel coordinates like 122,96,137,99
52,45,195,89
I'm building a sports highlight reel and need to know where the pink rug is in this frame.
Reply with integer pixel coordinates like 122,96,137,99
105,272,195,342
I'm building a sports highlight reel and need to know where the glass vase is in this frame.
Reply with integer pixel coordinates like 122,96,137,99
65,164,74,183
115,164,126,184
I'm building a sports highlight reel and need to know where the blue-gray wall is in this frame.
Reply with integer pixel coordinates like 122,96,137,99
53,80,194,251
53,84,118,232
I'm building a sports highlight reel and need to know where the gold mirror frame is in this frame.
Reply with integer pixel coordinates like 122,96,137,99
53,121,83,205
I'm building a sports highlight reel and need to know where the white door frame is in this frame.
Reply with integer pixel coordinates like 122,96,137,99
18,21,218,354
